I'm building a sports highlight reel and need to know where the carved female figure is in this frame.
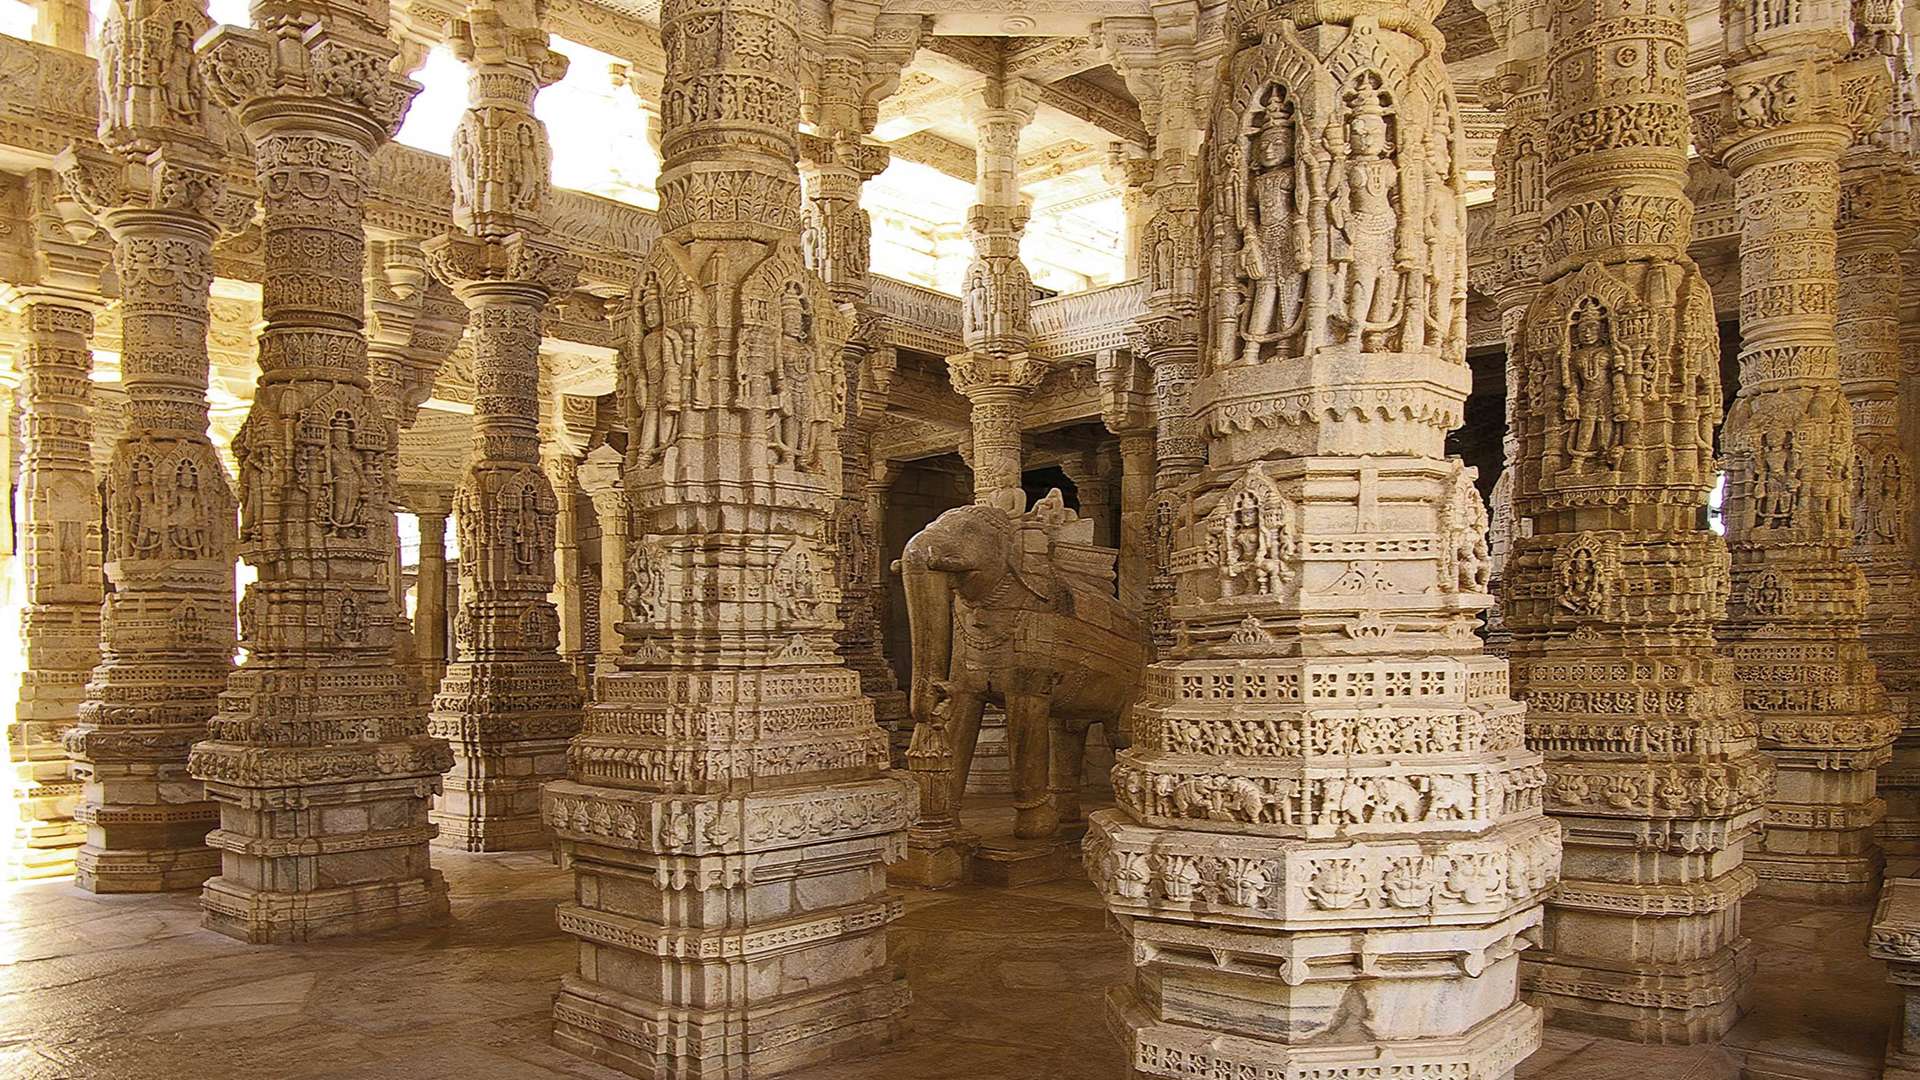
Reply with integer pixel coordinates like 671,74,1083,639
125,453,162,556
168,458,209,559
1237,96,1309,364
1328,92,1401,350
323,419,364,534
513,484,540,570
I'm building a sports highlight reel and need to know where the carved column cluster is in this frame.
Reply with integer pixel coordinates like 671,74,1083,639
190,0,448,942
1472,0,1549,655
799,7,919,758
952,75,1042,511
422,0,581,854
544,0,912,1071
2,177,108,880
1105,5,1208,646
1709,9,1897,902
365,239,467,710
51,0,250,894
1838,125,1920,853
1085,4,1556,1077
1505,0,1764,1041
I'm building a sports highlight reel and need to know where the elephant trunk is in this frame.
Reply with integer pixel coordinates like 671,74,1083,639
900,549,953,729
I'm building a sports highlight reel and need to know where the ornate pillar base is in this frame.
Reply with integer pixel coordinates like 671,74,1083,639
1871,878,1920,1078
1519,811,1761,1044
1091,811,1553,1080
429,660,578,852
71,761,218,893
545,773,914,1080
9,774,83,879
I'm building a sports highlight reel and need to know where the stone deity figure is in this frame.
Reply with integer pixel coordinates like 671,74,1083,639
513,485,539,570
127,455,162,555
1238,101,1309,365
324,421,364,534
163,19,199,122
1424,124,1461,350
169,460,209,558
631,277,684,465
1329,95,1402,350
1218,491,1289,597
1560,303,1626,469
772,282,816,469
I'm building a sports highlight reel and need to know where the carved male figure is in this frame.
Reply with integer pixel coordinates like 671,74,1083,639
1329,93,1401,349
1238,98,1308,363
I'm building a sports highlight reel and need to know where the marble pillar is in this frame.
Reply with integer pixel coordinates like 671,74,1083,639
576,444,626,675
1473,0,1550,659
422,0,582,854
952,74,1042,512
192,1,448,943
3,253,106,881
1113,432,1154,609
547,453,590,695
1711,11,1898,902
1086,6,1556,1078
53,0,252,891
411,496,452,693
543,0,913,1070
1506,0,1765,1042
1839,147,1920,852
366,240,469,711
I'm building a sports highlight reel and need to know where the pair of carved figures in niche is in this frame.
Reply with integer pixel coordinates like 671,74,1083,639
99,0,205,140
627,266,838,472
1210,30,1463,370
456,476,555,576
1735,422,1850,534
450,109,550,224
236,402,379,544
1207,465,1295,599
1854,445,1909,547
112,442,228,562
800,196,870,282
962,257,1030,346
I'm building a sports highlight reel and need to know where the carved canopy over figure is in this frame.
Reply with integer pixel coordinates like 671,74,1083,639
1203,15,1464,373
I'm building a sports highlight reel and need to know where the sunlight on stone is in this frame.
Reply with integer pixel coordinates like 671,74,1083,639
395,45,470,154
0,0,33,40
864,157,973,293
538,36,659,209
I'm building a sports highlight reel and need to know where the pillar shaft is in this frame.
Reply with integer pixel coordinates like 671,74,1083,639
1839,149,1920,852
422,0,581,854
55,13,255,886
1087,6,1555,1078
1712,16,1897,902
415,504,450,685
5,287,102,880
191,2,446,943
545,0,912,1072
1507,0,1764,1042
1115,433,1154,608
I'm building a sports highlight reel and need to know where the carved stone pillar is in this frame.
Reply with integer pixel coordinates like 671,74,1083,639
421,0,581,854
576,444,625,674
1114,432,1154,608
366,241,468,711
1086,6,1556,1078
547,453,589,695
3,269,106,881
1840,148,1920,852
953,75,1041,511
1473,0,1549,657
51,0,252,892
411,495,452,691
1709,15,1897,902
32,0,89,51
544,0,913,1068
1061,449,1117,549
1105,8,1208,648
1506,0,1763,1042
1104,144,1154,281
192,2,447,943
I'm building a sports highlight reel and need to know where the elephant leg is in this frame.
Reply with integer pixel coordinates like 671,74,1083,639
1007,692,1059,840
946,690,988,816
1050,720,1091,834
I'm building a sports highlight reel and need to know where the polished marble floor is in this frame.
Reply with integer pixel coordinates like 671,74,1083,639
0,842,1898,1080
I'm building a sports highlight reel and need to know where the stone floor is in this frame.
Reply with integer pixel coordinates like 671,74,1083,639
0,838,1899,1080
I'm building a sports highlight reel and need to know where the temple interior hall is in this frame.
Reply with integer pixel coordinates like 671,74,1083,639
7,0,1920,1077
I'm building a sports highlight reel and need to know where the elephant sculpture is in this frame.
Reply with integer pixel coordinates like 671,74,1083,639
896,490,1149,841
